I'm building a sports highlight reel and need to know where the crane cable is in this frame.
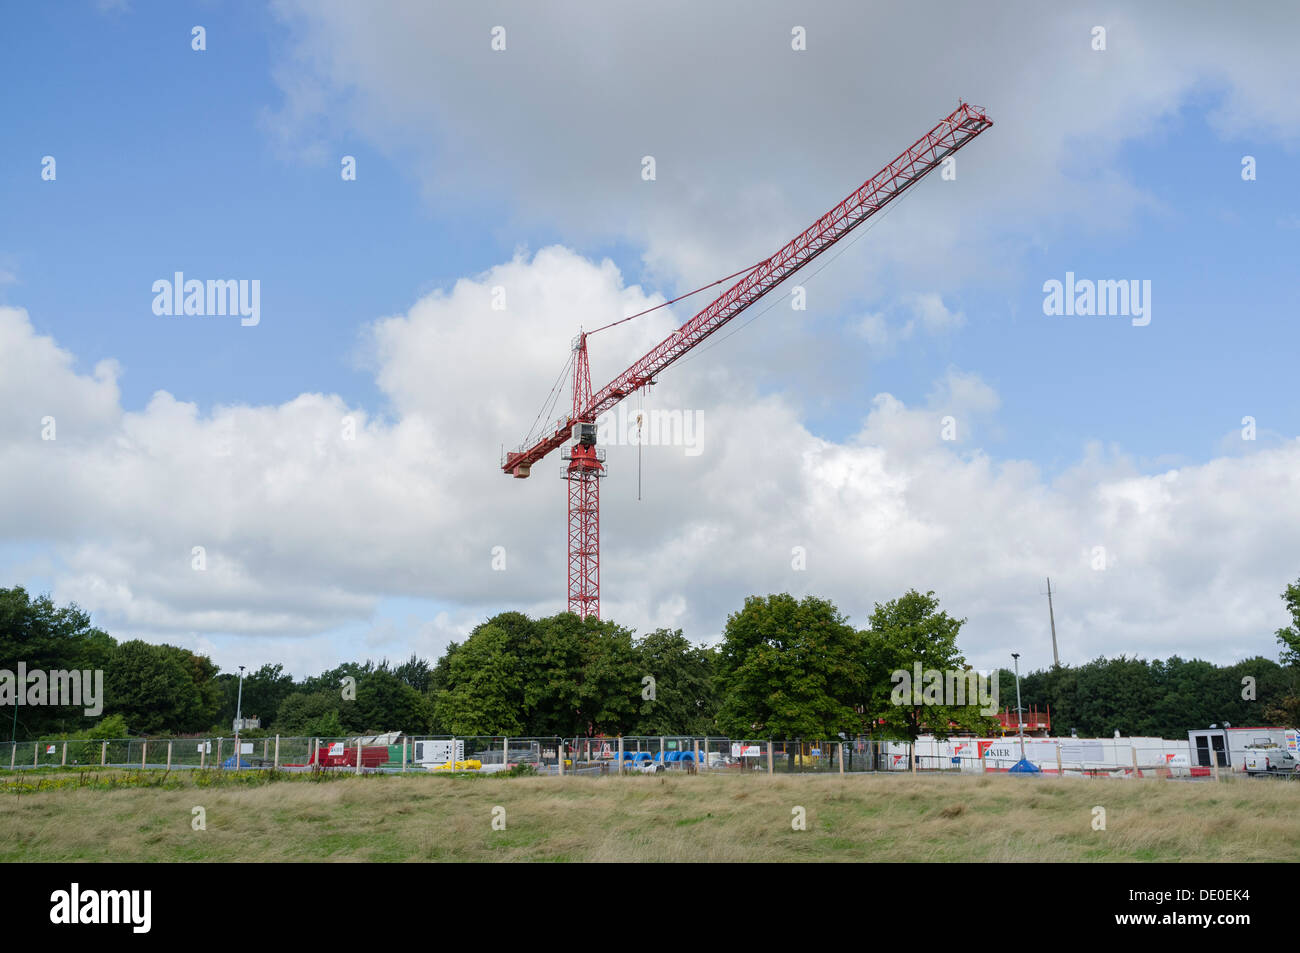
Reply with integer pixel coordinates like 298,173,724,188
525,162,921,451
521,347,574,449
670,176,918,372
518,259,759,451
636,387,645,501
585,259,764,338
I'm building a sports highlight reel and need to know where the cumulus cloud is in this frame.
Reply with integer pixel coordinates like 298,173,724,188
853,293,966,354
2,240,1298,675
265,0,1300,296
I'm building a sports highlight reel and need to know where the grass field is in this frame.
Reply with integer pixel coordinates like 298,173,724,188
2,769,1296,862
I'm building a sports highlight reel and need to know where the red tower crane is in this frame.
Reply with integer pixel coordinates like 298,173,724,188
502,102,994,618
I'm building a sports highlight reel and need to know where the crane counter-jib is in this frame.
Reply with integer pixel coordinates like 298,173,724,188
502,101,993,479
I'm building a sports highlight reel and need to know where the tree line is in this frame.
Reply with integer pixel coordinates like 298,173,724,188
3,579,1298,741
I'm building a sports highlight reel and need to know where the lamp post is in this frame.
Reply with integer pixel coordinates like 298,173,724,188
234,665,246,769
1011,653,1026,761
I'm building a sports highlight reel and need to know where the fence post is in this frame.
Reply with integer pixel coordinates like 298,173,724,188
1055,744,1062,777
558,740,565,776
61,741,67,767
502,736,508,772
401,737,407,774
9,742,14,770
167,740,173,771
142,740,148,769
217,738,223,770
693,739,699,773
617,735,624,775
263,738,269,762
356,739,362,776
199,740,206,770
274,735,280,771
911,744,917,774
1131,746,1139,777
767,742,773,777
102,741,107,766
838,741,845,776
702,737,709,771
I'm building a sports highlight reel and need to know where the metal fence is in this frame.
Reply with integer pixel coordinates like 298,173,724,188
1,734,1231,779
2,735,890,775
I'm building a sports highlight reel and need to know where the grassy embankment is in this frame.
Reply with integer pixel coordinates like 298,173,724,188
2,767,1295,862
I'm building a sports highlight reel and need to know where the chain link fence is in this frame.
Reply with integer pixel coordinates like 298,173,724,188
1,733,1232,779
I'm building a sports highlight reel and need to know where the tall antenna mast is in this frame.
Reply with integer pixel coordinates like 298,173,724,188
1044,576,1059,667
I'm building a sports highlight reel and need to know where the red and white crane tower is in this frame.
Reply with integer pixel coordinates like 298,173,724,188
502,102,993,619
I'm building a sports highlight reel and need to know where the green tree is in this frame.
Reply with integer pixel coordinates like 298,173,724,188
630,629,718,735
275,691,343,735
1276,577,1300,667
862,590,995,741
349,669,432,733
714,594,866,739
394,653,434,693
521,613,640,736
217,663,295,730
0,587,117,739
434,624,526,735
104,641,217,735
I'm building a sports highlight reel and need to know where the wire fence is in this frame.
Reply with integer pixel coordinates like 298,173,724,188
0,734,1245,779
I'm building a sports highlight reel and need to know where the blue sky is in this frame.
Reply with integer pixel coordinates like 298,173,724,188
5,4,1295,455
1,2,1298,675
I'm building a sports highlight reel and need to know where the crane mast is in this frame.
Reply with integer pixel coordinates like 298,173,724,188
503,101,993,618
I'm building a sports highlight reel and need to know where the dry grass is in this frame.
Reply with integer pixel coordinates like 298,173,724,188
1,770,1296,862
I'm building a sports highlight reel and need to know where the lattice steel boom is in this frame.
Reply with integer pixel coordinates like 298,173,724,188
502,102,994,618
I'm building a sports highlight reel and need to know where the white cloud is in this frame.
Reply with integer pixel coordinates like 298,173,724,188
2,243,1298,676
264,0,1300,296
852,293,966,354
909,293,965,335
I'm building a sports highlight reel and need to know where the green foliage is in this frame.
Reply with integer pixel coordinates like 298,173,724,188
104,641,220,735
714,594,865,738
1014,654,1294,737
88,714,129,739
435,623,526,735
349,670,431,734
432,611,644,736
630,629,717,736
863,589,996,741
274,691,343,735
1276,578,1300,668
215,663,296,731
0,587,116,739
9,578,1300,744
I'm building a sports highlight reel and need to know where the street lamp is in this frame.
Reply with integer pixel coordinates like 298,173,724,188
1011,653,1026,761
234,665,246,769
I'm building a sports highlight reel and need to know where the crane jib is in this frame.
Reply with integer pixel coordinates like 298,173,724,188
503,102,992,476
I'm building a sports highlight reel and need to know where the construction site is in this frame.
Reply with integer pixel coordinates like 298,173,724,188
2,4,1297,929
